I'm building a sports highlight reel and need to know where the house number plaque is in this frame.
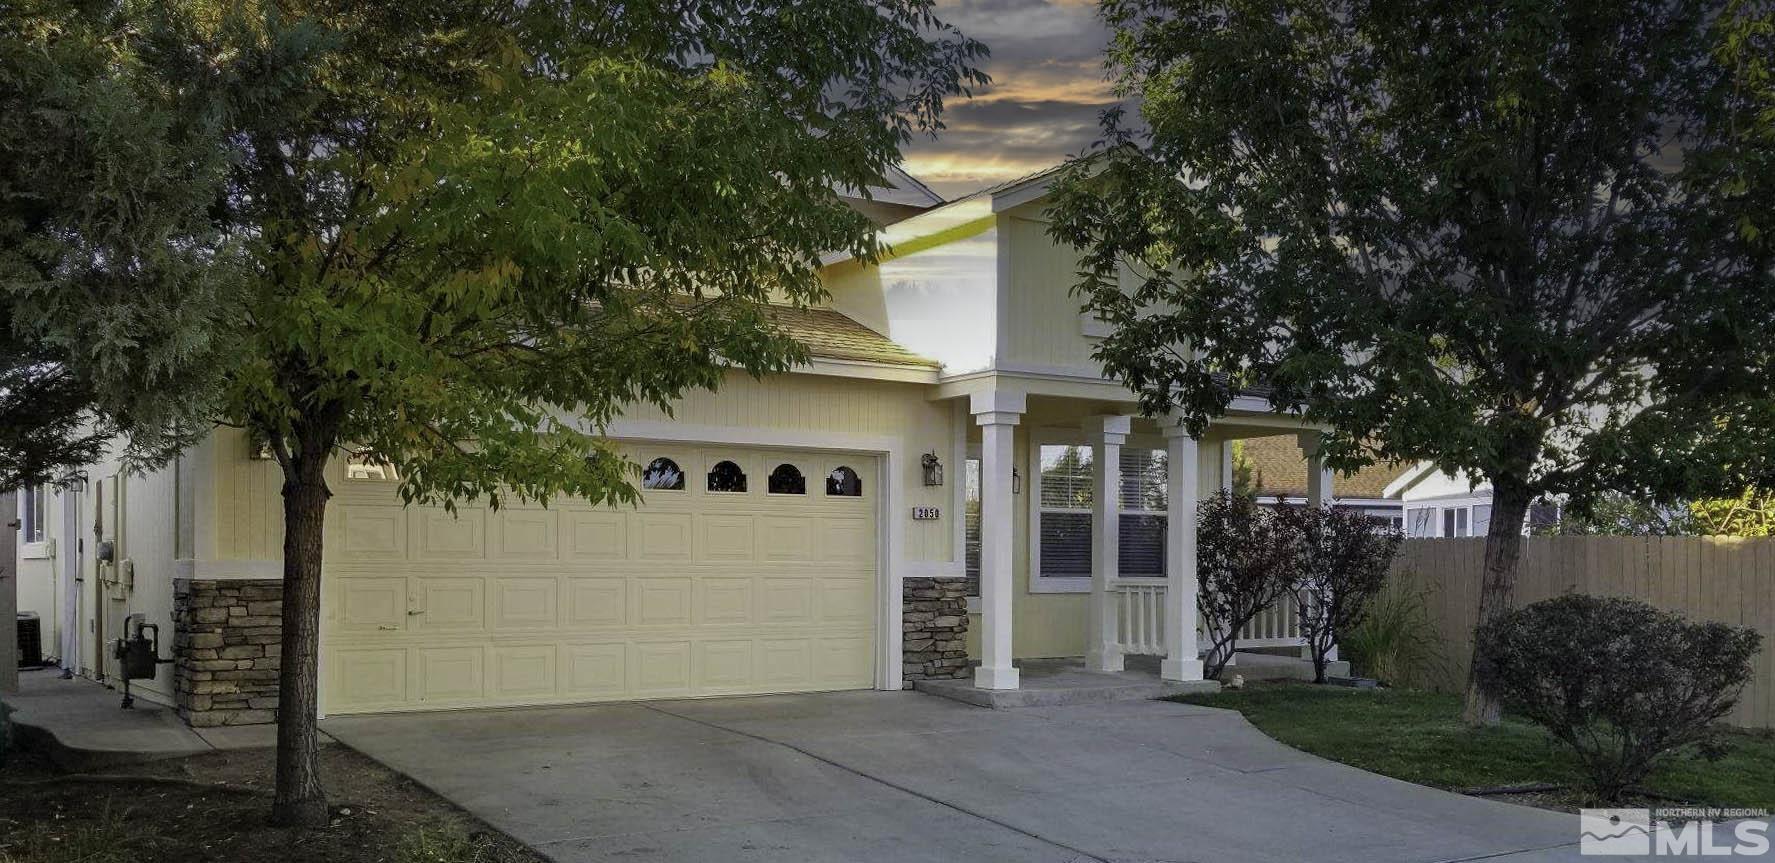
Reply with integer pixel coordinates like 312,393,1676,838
910,506,941,520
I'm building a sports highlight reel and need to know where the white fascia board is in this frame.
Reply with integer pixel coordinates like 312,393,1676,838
795,357,940,385
819,196,995,267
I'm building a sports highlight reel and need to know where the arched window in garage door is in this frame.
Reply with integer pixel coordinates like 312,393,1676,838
641,457,685,490
707,460,748,493
826,466,862,497
768,463,806,495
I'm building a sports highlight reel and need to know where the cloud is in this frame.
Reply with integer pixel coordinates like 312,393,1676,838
907,0,1121,197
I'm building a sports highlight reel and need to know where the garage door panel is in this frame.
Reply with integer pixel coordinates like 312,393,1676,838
815,637,873,685
818,519,873,562
494,509,559,560
337,504,407,560
819,580,873,623
566,578,627,627
633,641,692,694
490,645,557,699
330,647,407,709
414,578,485,632
697,640,754,691
414,646,485,702
332,577,407,633
633,579,692,626
634,513,693,560
563,642,627,695
411,509,486,561
760,578,814,623
760,517,815,562
325,445,877,714
492,577,559,631
759,639,814,687
564,511,627,561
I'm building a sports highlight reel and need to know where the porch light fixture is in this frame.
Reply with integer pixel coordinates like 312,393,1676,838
1012,468,1022,495
921,452,944,487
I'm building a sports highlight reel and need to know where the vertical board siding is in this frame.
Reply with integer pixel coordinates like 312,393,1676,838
1392,537,1775,729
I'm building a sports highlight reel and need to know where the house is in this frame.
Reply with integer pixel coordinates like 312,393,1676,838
1385,463,1561,537
1239,435,1409,528
12,164,1341,727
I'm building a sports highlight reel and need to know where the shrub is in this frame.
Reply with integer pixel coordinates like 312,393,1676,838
1197,490,1296,678
1277,505,1402,683
1342,576,1447,688
1474,594,1761,802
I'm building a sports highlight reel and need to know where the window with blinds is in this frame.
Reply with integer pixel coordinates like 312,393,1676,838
1037,445,1093,578
1118,448,1167,577
1034,444,1171,580
964,457,981,596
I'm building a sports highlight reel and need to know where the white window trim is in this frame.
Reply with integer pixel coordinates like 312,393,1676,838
1027,428,1170,595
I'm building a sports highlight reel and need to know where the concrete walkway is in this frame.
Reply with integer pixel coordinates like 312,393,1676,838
1,668,283,768
321,691,1616,863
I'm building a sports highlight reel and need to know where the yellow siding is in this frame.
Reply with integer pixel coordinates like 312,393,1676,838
999,213,1098,371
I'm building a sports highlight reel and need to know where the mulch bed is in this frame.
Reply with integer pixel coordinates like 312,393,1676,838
0,741,546,863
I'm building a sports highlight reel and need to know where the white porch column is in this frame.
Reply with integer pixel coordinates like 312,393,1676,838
1160,421,1204,682
1299,431,1336,661
1300,431,1333,509
1085,415,1131,672
972,390,1025,690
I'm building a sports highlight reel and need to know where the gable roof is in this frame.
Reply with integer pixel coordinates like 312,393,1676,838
770,305,939,369
1242,435,1412,500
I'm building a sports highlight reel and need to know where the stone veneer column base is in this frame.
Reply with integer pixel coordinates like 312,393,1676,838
901,577,971,687
173,578,283,728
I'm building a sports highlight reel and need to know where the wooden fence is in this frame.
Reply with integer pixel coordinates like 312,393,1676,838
1389,536,1775,729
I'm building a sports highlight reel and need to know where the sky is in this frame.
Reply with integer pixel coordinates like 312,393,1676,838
900,0,1118,199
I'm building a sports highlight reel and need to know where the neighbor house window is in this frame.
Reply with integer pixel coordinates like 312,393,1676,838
20,484,46,543
1037,445,1093,578
826,466,862,496
964,457,981,596
1407,507,1436,537
345,451,397,481
1442,507,1470,537
1118,448,1167,577
767,463,806,495
641,457,685,490
1472,504,1492,534
707,460,748,493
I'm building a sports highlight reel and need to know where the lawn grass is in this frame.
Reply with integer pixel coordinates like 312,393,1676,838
1173,683,1775,809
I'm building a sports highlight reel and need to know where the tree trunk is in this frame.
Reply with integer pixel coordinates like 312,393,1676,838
271,444,332,827
1461,479,1534,727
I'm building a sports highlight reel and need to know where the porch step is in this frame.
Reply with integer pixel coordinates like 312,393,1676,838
912,660,1219,709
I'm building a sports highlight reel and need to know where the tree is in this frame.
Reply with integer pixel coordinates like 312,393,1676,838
1195,490,1295,678
1687,489,1775,536
1048,0,1775,726
1548,492,1694,537
68,0,984,826
1277,505,1401,683
1,0,242,489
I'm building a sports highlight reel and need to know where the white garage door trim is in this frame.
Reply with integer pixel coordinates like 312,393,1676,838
317,424,907,717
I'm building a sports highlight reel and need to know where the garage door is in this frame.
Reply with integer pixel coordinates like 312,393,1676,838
321,445,877,714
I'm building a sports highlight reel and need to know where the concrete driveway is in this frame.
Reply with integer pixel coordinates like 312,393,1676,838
322,691,1592,863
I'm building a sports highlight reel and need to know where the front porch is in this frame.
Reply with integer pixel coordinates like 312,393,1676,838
912,650,1348,708
949,386,1338,694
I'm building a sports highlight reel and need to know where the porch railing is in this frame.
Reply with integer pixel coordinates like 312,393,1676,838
1107,579,1304,657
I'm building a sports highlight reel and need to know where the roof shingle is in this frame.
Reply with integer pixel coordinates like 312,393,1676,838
771,306,938,369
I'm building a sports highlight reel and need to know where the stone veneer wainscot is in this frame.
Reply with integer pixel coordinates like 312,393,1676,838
172,578,283,727
901,577,970,685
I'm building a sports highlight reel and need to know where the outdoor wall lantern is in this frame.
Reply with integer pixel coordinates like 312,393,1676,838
1012,468,1022,495
921,452,944,487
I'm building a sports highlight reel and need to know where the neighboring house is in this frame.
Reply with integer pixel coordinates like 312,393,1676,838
13,163,1340,727
1240,435,1409,529
1385,463,1561,537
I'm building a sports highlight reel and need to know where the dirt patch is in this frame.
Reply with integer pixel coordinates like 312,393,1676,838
0,742,547,863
